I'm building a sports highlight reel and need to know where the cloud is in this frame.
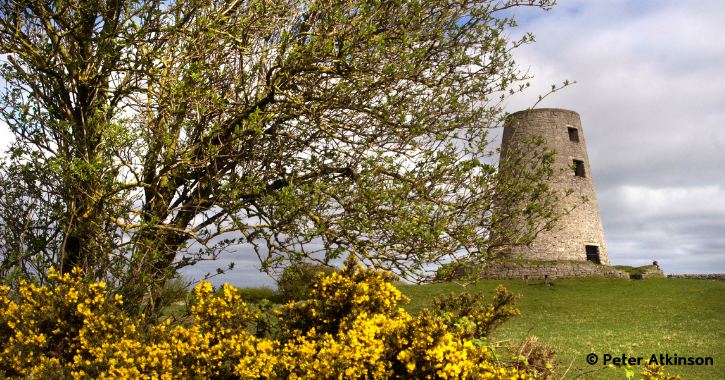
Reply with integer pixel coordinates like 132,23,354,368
5,1,724,285
500,0,725,274
179,243,279,289
141,0,725,283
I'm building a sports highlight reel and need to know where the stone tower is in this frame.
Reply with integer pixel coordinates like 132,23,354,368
499,108,610,265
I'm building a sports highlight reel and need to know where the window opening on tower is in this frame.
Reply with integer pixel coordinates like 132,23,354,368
568,127,579,142
585,245,601,264
574,159,585,177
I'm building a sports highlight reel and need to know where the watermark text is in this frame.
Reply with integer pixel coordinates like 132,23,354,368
586,353,713,366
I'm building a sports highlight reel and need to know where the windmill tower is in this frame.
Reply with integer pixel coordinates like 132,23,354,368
499,108,610,265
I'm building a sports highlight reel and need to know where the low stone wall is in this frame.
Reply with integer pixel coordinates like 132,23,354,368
461,261,631,280
630,267,666,279
667,274,725,281
461,266,725,281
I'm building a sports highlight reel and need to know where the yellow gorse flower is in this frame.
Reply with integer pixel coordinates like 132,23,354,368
0,260,533,380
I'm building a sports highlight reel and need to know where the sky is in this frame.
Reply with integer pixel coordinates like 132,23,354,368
188,0,725,286
499,0,725,277
2,0,724,288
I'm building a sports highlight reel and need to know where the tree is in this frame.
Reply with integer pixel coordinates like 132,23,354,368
0,0,563,313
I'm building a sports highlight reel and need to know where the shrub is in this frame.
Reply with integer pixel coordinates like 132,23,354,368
1,258,555,380
0,268,138,378
211,284,284,304
505,336,558,380
640,362,682,380
232,285,285,304
434,261,474,281
276,256,529,380
161,274,195,304
278,256,409,340
277,262,339,302
431,285,521,339
0,271,274,379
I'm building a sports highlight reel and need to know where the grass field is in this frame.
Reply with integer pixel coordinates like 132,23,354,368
395,277,725,380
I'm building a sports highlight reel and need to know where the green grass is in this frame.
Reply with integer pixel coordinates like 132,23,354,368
395,277,725,380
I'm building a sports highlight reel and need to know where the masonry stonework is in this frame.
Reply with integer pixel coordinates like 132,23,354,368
667,274,725,281
498,108,610,266
458,261,629,280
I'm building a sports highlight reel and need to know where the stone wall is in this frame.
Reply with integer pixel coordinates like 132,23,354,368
629,267,666,279
451,262,725,281
456,261,630,280
453,262,725,281
667,274,725,281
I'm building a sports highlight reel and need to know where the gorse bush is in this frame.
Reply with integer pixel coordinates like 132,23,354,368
640,362,682,380
432,288,520,339
1,257,686,380
0,257,546,380
277,262,340,302
0,268,138,378
278,259,407,340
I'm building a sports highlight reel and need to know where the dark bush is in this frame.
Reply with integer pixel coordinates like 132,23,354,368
431,285,520,339
277,262,339,302
434,261,477,281
233,285,285,304
162,274,195,305
505,336,558,380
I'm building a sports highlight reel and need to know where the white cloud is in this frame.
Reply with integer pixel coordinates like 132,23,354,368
164,0,725,282
6,1,725,285
609,185,725,218
499,0,725,274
